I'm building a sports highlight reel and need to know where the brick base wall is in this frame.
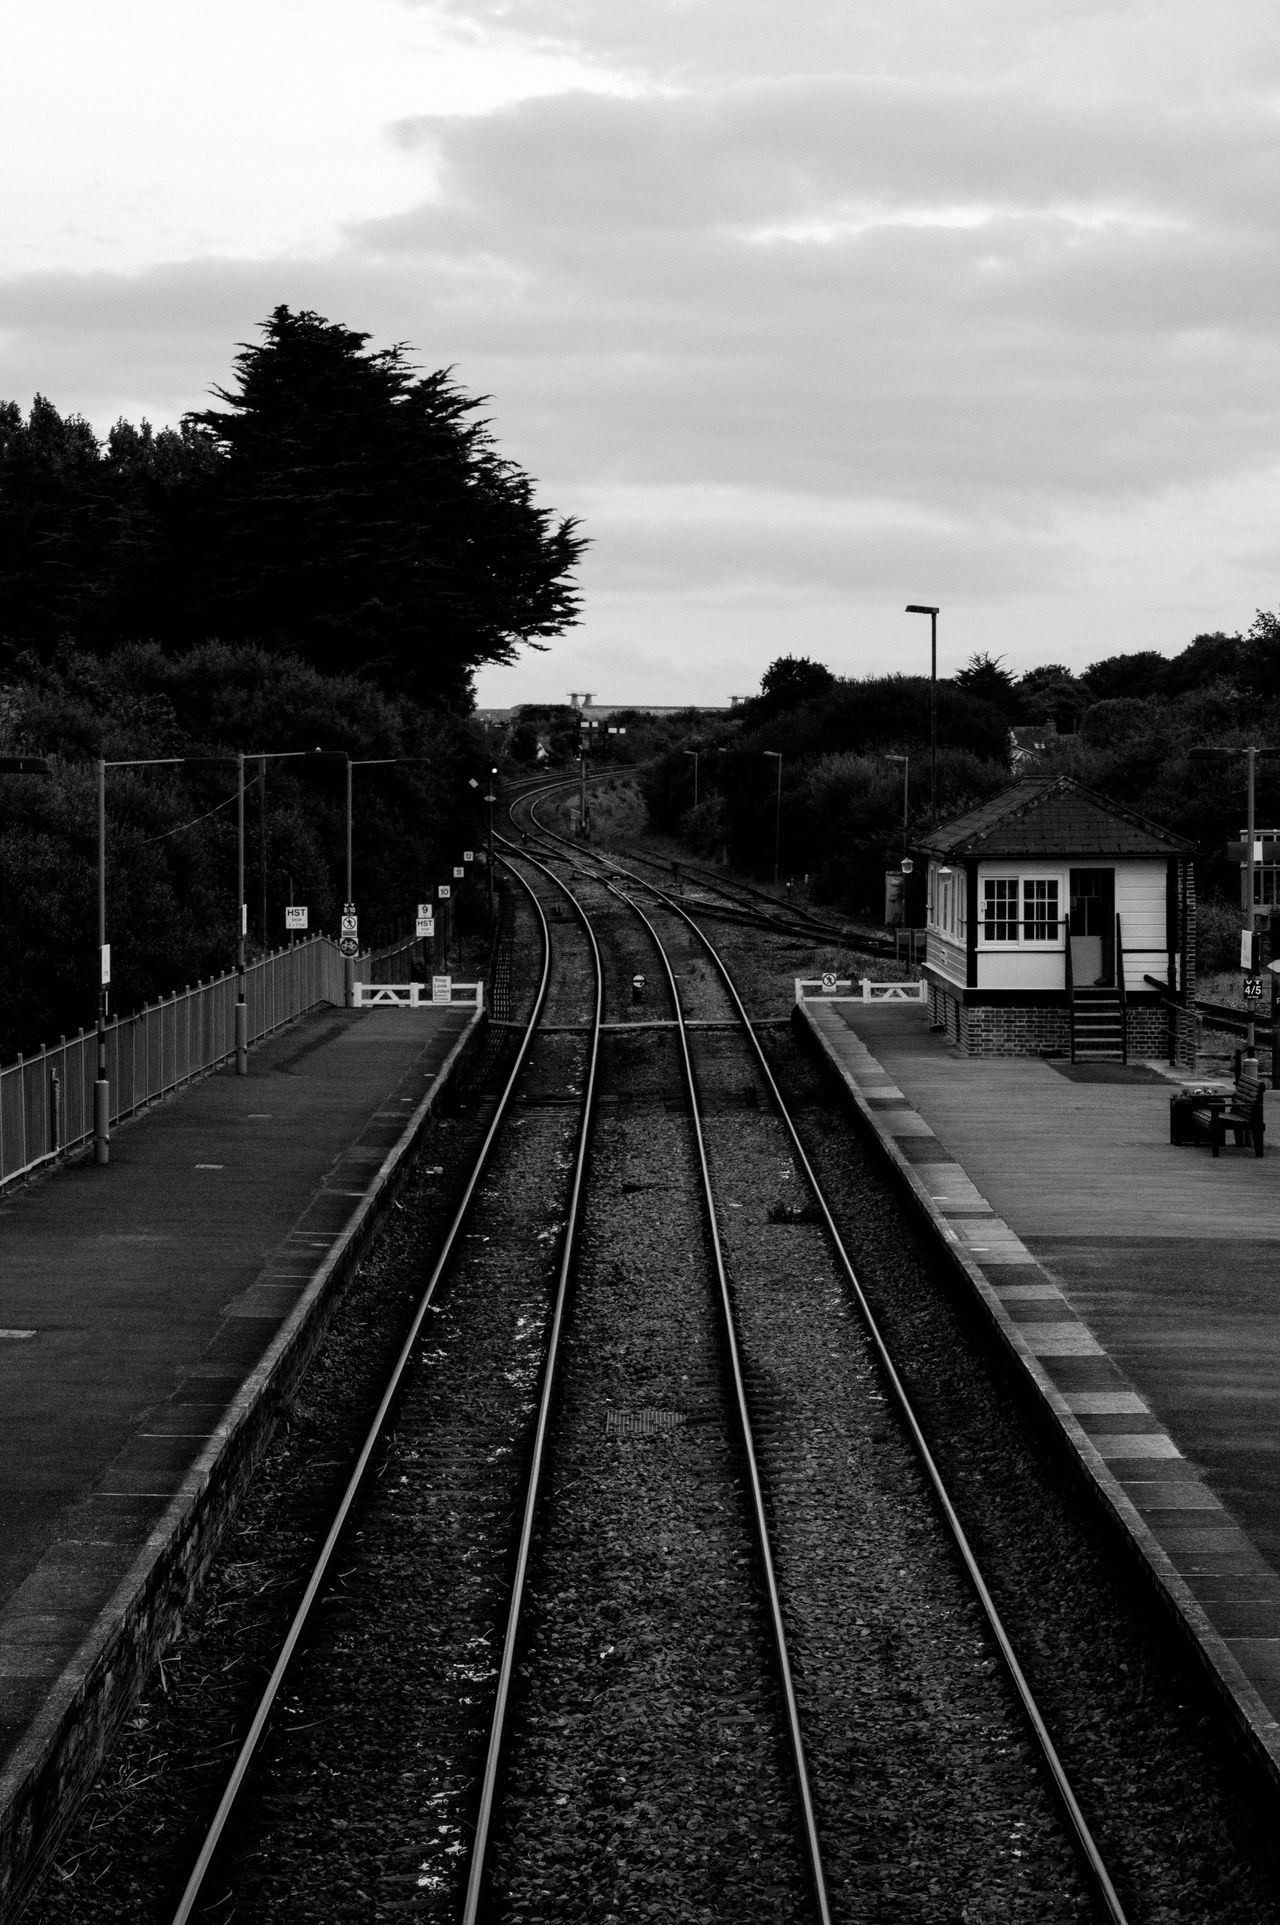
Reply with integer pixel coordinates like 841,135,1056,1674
1125,1004,1168,1064
961,1003,1072,1056
929,981,1192,1065
928,983,1070,1055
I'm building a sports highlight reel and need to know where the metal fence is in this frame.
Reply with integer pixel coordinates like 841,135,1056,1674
0,932,425,1194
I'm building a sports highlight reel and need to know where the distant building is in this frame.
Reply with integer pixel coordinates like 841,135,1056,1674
474,697,738,723
917,775,1195,1066
565,695,738,720
1008,720,1057,769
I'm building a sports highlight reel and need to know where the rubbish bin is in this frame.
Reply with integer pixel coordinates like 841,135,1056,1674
1170,1084,1227,1145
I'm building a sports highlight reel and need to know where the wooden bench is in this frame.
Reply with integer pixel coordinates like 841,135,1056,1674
1189,1066,1266,1158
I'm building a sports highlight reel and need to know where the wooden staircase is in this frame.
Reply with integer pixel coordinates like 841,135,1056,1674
1071,986,1126,1063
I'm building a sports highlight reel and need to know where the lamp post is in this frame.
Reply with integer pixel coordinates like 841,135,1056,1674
485,767,498,922
234,749,349,1060
763,750,782,887
1190,743,1280,1063
885,753,909,855
684,747,700,810
344,755,434,998
96,752,203,1158
905,604,939,828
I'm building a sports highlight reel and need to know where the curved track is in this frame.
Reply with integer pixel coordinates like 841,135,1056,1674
506,787,1129,1923
160,789,1128,1923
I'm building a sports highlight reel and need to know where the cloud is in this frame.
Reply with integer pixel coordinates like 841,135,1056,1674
347,75,1280,512
7,0,1280,705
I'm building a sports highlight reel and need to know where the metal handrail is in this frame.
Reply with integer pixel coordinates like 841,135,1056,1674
0,932,423,1194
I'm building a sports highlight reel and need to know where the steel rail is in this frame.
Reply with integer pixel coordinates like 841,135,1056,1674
168,860,556,1925
460,842,605,1925
608,877,834,1925
514,777,886,950
505,818,1125,1918
505,789,890,962
648,882,1132,1925
501,809,1127,1915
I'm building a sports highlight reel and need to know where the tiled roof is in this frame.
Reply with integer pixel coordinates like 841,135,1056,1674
916,776,1193,859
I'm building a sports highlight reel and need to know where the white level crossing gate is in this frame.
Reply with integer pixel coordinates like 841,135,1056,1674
352,980,485,1009
794,977,927,1004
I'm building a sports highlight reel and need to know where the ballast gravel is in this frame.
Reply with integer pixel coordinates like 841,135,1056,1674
16,841,1280,1923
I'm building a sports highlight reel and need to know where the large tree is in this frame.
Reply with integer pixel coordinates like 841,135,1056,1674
184,307,585,708
0,397,216,662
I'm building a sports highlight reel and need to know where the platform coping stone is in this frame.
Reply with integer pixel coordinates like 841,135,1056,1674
1064,1392,1149,1413
797,992,1280,1765
1006,1321,1105,1356
1093,1433,1183,1459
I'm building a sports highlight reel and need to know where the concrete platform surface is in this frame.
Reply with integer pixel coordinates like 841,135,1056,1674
0,998,479,1909
798,994,1280,1786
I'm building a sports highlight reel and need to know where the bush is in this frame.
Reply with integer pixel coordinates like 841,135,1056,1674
1196,893,1245,973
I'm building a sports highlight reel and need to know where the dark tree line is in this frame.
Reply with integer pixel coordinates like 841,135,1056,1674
0,306,585,711
0,642,494,1060
0,308,581,1055
641,626,1280,927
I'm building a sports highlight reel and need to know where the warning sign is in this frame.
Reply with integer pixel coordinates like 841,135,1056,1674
285,906,308,930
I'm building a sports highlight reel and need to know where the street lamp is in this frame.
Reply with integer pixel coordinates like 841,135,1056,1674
905,604,939,828
763,750,782,887
885,753,909,855
485,767,498,922
233,750,349,1063
96,753,222,1160
344,755,434,995
1190,743,1280,1061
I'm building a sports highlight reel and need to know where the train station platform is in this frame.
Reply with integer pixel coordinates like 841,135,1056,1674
0,995,483,1915
796,990,1280,1791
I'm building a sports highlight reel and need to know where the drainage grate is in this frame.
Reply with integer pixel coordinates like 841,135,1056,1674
605,1406,688,1438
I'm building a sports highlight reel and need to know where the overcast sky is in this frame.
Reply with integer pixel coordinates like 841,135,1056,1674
4,0,1279,708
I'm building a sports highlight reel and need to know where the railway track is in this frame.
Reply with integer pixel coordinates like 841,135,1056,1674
517,768,898,953
501,803,1128,1919
143,799,1127,1923
28,787,1280,1922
